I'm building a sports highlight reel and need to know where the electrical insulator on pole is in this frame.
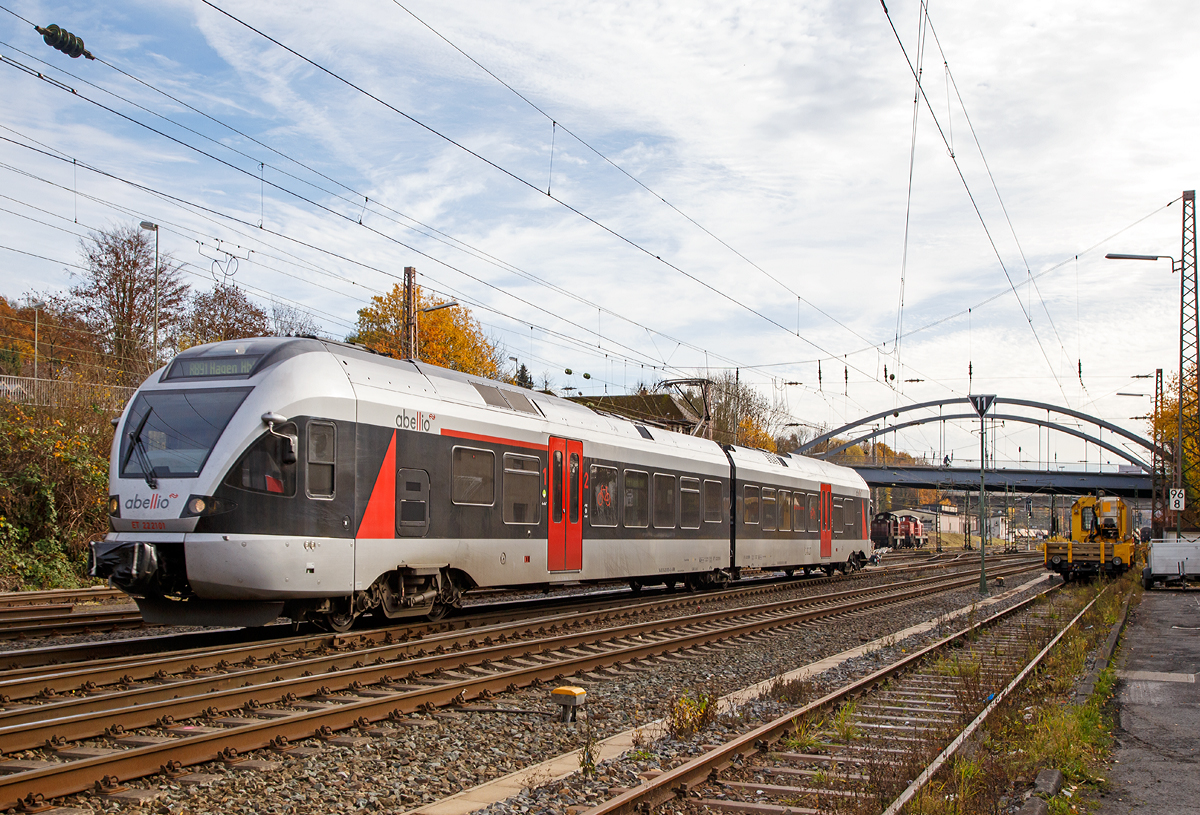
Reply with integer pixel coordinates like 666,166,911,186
36,24,95,60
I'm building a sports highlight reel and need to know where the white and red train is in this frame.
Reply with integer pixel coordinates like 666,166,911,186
91,337,873,631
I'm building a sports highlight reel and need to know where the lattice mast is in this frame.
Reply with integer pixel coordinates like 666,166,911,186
1180,191,1198,531
1154,367,1167,538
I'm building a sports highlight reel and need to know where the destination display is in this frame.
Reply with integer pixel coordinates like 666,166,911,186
169,355,261,379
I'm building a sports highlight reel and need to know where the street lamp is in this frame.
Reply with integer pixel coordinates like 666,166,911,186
1106,252,1184,538
140,221,159,367
415,301,458,362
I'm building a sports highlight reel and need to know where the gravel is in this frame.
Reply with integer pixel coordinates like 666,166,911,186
35,568,1050,815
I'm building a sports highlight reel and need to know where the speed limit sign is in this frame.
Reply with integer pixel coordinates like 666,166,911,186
1170,488,1186,511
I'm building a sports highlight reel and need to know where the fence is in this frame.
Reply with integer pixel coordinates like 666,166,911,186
0,375,136,412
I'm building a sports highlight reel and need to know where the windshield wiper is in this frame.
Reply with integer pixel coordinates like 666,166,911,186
122,406,158,489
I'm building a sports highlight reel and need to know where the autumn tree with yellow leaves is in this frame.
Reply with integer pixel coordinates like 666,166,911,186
349,284,507,379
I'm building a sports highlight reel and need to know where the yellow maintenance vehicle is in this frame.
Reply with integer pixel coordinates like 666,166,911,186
1044,495,1135,580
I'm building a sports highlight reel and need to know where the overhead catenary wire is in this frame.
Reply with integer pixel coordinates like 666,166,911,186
0,51,774,384
388,0,879,350
193,0,898,388
877,0,1072,407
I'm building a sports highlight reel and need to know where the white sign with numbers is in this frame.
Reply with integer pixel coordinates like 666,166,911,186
1170,488,1186,511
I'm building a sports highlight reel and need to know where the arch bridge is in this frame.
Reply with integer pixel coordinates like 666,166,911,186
796,396,1161,498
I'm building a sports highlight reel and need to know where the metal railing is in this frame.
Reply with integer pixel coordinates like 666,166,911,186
0,375,135,411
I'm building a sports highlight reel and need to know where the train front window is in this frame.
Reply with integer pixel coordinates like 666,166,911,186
120,388,251,480
225,422,297,496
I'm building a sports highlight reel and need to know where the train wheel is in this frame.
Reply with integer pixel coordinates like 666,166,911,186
426,603,449,622
824,565,836,577
629,579,643,594
783,568,796,578
324,610,355,633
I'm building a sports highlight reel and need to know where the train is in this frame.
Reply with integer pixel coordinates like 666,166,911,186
89,337,873,632
870,511,928,549
1043,495,1134,580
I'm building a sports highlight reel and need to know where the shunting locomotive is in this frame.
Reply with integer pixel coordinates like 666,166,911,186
870,511,928,549
1044,494,1134,580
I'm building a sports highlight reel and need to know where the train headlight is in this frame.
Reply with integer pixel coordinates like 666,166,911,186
108,495,120,517
180,495,237,518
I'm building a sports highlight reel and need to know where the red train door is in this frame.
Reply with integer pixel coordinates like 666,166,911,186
820,483,832,558
548,437,583,571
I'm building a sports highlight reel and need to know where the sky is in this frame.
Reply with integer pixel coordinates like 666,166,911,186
1,0,1197,474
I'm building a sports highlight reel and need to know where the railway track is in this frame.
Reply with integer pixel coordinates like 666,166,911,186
0,549,1025,658
0,558,1041,809
0,587,124,608
582,579,1102,815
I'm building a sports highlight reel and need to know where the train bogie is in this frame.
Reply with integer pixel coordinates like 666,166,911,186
91,337,872,630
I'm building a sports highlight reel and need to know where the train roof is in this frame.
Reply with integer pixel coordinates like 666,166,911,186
165,337,861,483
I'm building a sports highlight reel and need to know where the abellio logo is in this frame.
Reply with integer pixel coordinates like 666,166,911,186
125,493,177,510
396,409,434,432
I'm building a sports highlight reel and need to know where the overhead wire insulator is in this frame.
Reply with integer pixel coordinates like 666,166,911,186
36,24,95,60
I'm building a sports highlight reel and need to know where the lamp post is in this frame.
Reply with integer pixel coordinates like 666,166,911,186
1107,252,1186,538
969,394,996,594
415,301,458,362
139,221,159,367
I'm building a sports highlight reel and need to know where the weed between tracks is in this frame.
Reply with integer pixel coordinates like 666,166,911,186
743,581,1127,815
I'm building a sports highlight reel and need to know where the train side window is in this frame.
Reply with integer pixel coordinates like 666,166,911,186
623,470,649,528
762,488,776,531
807,493,818,530
503,453,541,524
653,474,676,529
778,490,791,532
833,498,844,531
744,485,761,525
703,480,723,523
452,446,495,506
569,453,581,524
680,477,701,529
225,424,297,496
397,469,430,537
306,421,336,499
590,465,618,527
794,492,805,532
552,450,564,522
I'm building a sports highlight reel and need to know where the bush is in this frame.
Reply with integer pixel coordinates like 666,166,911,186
0,402,110,589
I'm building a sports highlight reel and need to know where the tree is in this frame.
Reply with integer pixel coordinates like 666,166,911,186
184,282,269,346
0,294,108,383
514,363,535,389
1149,368,1200,529
270,300,323,338
68,224,188,384
349,283,506,378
